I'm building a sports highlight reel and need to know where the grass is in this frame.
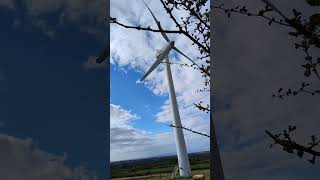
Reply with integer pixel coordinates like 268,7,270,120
111,152,210,179
111,169,210,180
111,163,209,178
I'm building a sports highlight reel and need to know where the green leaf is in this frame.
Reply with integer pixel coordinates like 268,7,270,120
306,0,320,6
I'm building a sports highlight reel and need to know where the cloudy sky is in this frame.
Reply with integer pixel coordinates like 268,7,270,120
110,0,210,162
213,0,320,179
0,0,107,179
2,0,319,179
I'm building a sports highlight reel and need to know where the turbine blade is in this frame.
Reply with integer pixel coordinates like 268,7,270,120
143,1,170,42
96,47,109,64
140,57,164,81
172,46,197,66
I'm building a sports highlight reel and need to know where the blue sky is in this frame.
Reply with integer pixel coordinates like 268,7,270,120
2,0,319,179
110,65,170,133
0,1,107,179
110,0,210,162
0,0,210,178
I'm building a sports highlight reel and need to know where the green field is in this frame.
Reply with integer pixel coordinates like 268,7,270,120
111,169,210,180
111,151,210,179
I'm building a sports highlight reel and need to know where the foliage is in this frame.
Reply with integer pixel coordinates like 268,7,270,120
266,126,320,164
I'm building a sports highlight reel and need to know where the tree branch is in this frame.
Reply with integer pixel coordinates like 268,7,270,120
272,82,320,99
266,126,320,164
169,124,210,138
160,0,210,53
110,17,182,34
212,4,291,27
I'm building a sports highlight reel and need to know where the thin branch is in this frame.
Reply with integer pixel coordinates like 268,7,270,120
304,48,320,81
160,0,210,53
173,1,210,29
272,82,320,99
110,17,182,34
266,126,320,164
194,102,210,113
169,124,210,138
110,16,211,77
212,5,291,27
160,61,200,70
260,1,320,47
213,4,320,47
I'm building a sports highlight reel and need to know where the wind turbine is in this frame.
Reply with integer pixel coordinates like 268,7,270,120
140,1,194,177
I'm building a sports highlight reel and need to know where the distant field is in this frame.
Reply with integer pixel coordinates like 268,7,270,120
111,169,210,180
110,151,210,180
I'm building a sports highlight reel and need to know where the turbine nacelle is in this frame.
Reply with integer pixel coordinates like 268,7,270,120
140,1,195,82
155,41,175,58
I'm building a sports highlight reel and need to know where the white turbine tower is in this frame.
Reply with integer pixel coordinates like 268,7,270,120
139,2,195,177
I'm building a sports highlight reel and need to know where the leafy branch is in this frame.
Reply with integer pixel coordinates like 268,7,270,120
193,102,210,113
273,82,320,99
266,126,320,164
214,2,320,95
215,1,320,164
212,4,290,26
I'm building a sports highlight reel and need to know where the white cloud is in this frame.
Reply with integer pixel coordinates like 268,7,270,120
0,0,15,9
23,0,107,25
110,104,209,162
2,0,107,38
110,0,210,121
110,0,210,161
31,18,56,38
110,104,140,129
0,134,97,180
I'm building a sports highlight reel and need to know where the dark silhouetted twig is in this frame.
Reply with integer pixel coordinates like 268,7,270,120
169,124,210,138
266,126,320,164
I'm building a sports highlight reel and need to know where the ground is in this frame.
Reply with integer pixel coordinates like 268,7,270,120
110,151,210,180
